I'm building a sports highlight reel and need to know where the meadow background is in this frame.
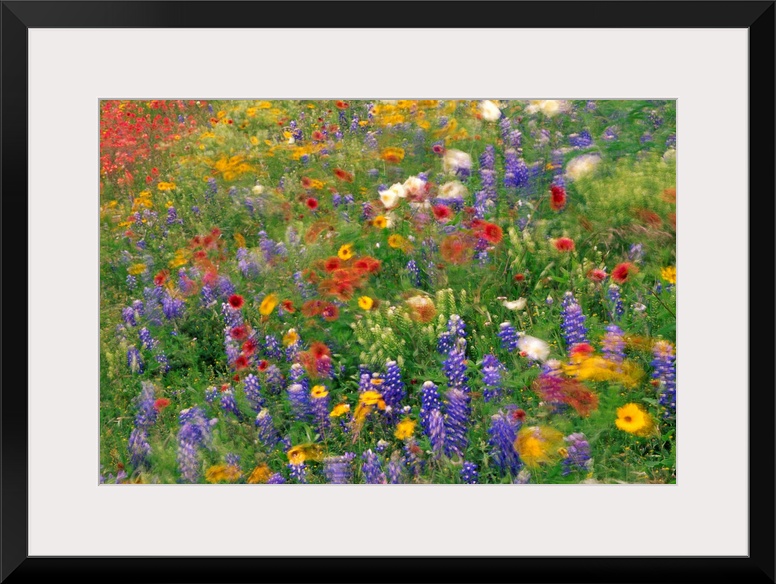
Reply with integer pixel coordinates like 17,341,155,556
100,98,676,485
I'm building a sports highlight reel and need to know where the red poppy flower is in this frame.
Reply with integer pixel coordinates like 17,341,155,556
612,262,637,284
302,299,324,317
311,130,324,141
281,300,295,313
634,208,663,227
232,374,241,382
550,185,567,211
587,268,607,282
512,408,527,423
476,222,503,244
242,339,258,355
230,325,247,341
335,100,349,109
228,294,244,309
153,270,169,286
554,237,575,252
514,273,525,282
323,257,342,272
570,343,595,359
203,269,219,286
234,355,249,370
333,168,354,182
353,256,381,274
153,398,171,411
191,235,202,247
310,341,331,361
210,227,221,237
257,360,269,371
301,176,313,188
306,197,319,210
440,233,475,265
432,204,453,222
321,302,339,322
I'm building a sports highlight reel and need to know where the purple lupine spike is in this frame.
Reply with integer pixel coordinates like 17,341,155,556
460,461,479,484
288,462,308,483
428,409,446,459
243,374,265,412
562,433,592,475
127,346,144,374
287,383,310,421
255,408,280,448
387,458,405,484
602,324,626,366
219,387,242,418
488,411,522,476
382,360,405,411
177,407,212,483
608,284,624,321
323,453,356,484
482,354,506,402
444,388,470,457
361,450,387,484
264,364,283,395
651,341,676,419
420,381,442,436
498,322,519,352
560,292,589,350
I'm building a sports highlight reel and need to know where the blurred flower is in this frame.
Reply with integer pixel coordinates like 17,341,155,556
502,298,526,311
661,266,677,284
443,149,472,176
612,262,637,284
358,296,374,310
550,184,567,211
565,153,601,181
394,418,416,440
479,100,502,121
517,334,550,362
615,403,656,436
438,180,468,200
525,100,568,117
406,294,436,323
554,237,575,252
514,426,565,468
379,183,406,209
259,293,279,316
380,147,405,163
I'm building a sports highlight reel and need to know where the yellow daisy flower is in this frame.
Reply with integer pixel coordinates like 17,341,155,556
338,244,354,260
358,296,374,310
259,293,279,316
615,403,657,437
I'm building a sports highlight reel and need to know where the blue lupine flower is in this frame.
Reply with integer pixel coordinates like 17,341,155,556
503,149,529,188
266,473,286,484
324,453,356,484
608,285,624,321
243,374,264,412
265,364,283,395
162,293,185,320
289,462,308,483
387,459,405,484
127,346,144,374
287,383,310,422
361,450,386,484
420,381,442,437
219,387,242,418
498,322,519,352
255,408,279,448
481,354,506,402
139,327,156,350
406,260,421,287
428,409,446,459
488,411,522,476
602,324,626,365
443,338,469,392
562,433,592,475
177,407,212,483
444,387,470,457
382,360,405,411
651,341,676,419
560,292,589,350
460,461,479,484
569,130,593,148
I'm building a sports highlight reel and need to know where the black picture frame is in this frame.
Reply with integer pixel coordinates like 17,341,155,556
2,2,774,582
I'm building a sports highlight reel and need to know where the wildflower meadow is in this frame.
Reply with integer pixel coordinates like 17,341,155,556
100,99,677,485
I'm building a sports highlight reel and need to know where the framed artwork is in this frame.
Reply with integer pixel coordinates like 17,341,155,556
3,1,773,582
